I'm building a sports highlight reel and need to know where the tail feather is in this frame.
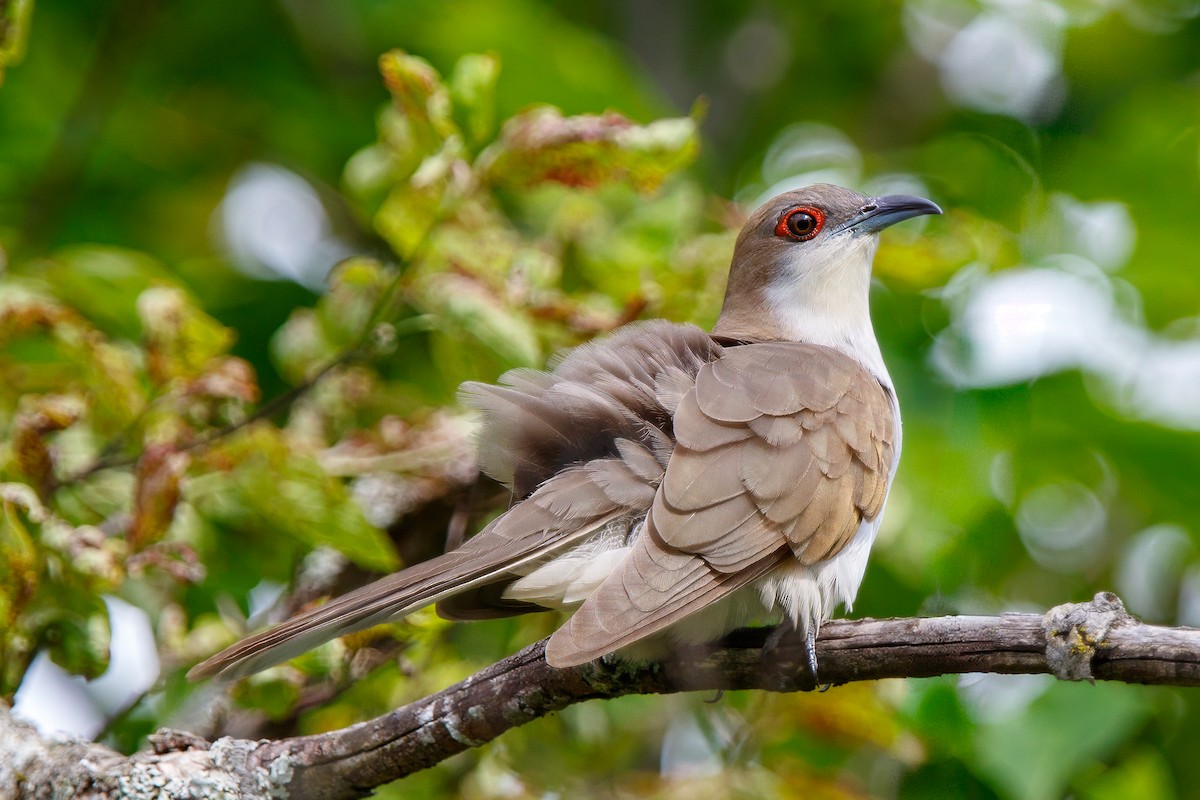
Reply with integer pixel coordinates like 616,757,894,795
188,547,493,681
188,506,627,681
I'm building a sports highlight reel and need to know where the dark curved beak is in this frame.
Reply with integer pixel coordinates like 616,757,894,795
834,194,943,236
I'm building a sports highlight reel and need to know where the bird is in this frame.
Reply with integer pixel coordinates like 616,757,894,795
188,183,941,682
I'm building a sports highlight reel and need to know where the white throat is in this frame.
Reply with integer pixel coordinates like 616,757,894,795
764,237,892,387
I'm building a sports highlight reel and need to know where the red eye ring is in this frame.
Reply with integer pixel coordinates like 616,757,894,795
775,206,825,242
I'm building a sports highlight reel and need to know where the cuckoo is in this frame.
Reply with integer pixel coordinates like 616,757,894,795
189,183,942,681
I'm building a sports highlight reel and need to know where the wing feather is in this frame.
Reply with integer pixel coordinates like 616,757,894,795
546,519,786,666
546,341,896,667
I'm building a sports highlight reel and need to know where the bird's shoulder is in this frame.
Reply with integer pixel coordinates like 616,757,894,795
696,340,893,422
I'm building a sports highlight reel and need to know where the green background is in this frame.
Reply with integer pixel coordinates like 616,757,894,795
2,1,1200,797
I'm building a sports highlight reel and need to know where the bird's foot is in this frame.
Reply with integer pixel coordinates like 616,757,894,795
801,628,833,691
803,628,832,692
763,623,823,692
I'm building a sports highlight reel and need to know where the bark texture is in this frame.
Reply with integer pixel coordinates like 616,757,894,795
4,593,1199,800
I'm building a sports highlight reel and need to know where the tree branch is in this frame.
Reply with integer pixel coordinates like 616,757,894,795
5,593,1199,799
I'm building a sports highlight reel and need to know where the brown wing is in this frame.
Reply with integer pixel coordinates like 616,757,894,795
190,323,719,681
545,342,895,668
438,321,719,619
461,320,721,497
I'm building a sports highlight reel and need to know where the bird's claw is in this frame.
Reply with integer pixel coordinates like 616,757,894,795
804,628,819,681
762,624,828,692
804,629,831,691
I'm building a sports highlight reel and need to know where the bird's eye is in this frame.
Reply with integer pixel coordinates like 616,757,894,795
775,206,825,242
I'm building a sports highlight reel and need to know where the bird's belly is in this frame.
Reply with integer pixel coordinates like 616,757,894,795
501,518,637,609
503,514,881,644
755,516,880,628
664,516,881,646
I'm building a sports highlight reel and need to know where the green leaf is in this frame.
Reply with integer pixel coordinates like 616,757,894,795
905,678,976,757
317,258,393,347
270,307,340,386
0,509,120,689
0,485,41,631
972,680,1151,800
378,49,458,154
423,272,542,369
0,284,145,432
34,246,182,340
374,135,467,259
138,286,236,385
900,759,1001,800
343,142,409,217
1075,747,1175,800
481,107,700,192
192,425,399,573
234,674,302,722
0,0,32,85
449,52,500,147
38,597,111,681
376,181,444,261
7,394,86,500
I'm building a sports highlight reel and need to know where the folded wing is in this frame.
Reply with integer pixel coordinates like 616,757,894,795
546,342,895,667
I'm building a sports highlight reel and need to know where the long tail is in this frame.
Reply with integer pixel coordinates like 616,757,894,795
187,544,511,681
189,463,636,681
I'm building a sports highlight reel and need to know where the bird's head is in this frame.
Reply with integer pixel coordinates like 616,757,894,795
714,183,942,352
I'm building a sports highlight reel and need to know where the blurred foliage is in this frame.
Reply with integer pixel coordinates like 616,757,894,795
0,0,31,86
1,1,1199,799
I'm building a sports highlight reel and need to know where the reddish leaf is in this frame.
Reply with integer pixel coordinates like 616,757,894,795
11,395,85,497
183,357,261,405
128,443,188,552
481,107,699,192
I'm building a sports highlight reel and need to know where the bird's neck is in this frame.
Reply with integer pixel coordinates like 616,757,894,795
713,244,892,387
